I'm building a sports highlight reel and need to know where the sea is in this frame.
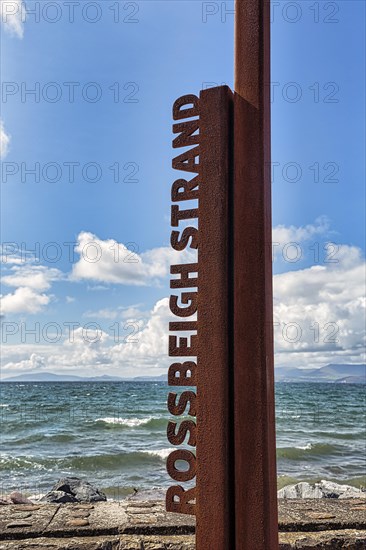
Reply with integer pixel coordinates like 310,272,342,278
0,382,365,500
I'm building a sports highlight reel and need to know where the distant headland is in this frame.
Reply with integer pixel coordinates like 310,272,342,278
1,364,365,384
0,373,167,383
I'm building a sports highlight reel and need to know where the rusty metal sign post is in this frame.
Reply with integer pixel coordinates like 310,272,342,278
166,1,278,549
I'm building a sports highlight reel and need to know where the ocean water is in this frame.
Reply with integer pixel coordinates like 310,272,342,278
0,382,365,500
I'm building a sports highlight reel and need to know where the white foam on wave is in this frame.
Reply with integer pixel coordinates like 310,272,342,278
95,416,153,427
142,449,172,460
295,443,313,450
0,454,49,470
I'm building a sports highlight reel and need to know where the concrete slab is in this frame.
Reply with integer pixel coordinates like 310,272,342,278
44,502,127,538
0,504,59,540
0,499,365,548
278,499,366,532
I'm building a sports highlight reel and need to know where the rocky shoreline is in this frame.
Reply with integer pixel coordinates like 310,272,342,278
1,478,366,548
1,477,365,507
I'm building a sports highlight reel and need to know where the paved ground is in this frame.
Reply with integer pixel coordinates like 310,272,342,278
0,499,365,548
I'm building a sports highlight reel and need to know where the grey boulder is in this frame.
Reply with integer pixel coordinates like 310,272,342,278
41,477,107,503
278,480,365,499
40,490,77,503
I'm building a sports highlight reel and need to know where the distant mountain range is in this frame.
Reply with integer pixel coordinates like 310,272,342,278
0,372,167,383
1,365,364,384
275,364,365,384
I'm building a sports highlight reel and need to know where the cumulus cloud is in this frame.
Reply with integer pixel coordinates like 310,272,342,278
47,300,169,374
1,326,114,376
0,0,26,38
273,216,329,245
1,265,62,315
1,222,364,376
272,216,331,261
2,265,61,291
1,286,51,314
0,120,10,158
274,245,365,367
1,241,365,377
0,298,184,377
2,353,46,373
0,256,23,265
71,231,196,286
110,298,173,366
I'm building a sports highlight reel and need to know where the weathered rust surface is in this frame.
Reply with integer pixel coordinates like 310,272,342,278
169,3,277,547
233,0,278,549
197,85,234,550
167,94,200,516
194,0,277,548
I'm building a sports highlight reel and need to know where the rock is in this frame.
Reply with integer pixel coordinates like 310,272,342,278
40,490,77,504
8,492,34,505
67,518,90,527
278,481,323,499
0,492,33,505
320,480,366,499
278,480,366,499
41,478,106,504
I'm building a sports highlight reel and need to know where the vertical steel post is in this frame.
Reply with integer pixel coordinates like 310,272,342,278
197,86,234,550
233,1,278,548
188,1,278,548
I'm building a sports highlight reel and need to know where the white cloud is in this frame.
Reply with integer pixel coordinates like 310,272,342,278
2,265,61,291
0,120,10,158
1,244,39,265
87,285,109,292
0,298,187,377
71,231,196,286
110,298,173,366
273,216,329,245
1,223,364,376
1,265,62,315
2,353,46,373
274,245,365,367
49,329,115,373
0,344,51,365
0,256,24,265
272,216,330,261
0,0,26,38
0,286,51,314
46,300,170,375
1,242,364,377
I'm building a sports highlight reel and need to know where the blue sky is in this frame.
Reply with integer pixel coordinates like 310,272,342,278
1,1,365,377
